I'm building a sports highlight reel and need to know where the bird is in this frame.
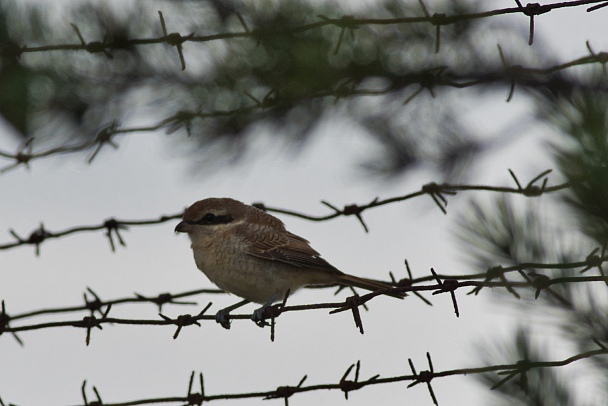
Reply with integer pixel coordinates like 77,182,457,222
175,197,403,328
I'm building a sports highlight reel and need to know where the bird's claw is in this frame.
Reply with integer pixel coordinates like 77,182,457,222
215,309,231,330
251,306,269,328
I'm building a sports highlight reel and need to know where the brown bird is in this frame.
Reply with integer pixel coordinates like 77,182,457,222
175,197,402,328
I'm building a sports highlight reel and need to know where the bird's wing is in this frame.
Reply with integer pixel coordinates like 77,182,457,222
234,222,404,298
235,223,342,275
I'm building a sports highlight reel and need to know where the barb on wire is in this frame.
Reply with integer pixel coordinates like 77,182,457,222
580,245,608,285
508,168,552,196
81,380,103,406
417,0,446,53
391,259,433,306
497,44,519,102
408,353,438,406
0,301,23,346
258,289,291,342
8,223,50,256
83,288,105,316
103,219,128,252
513,0,552,45
421,182,457,214
78,305,112,346
467,265,521,298
339,360,380,400
585,40,608,75
134,291,200,312
330,294,366,334
87,122,120,163
321,199,372,232
159,302,213,339
264,374,307,406
491,358,532,391
158,11,193,70
317,15,359,55
0,138,33,173
518,270,572,307
185,371,205,406
430,268,460,318
70,23,112,58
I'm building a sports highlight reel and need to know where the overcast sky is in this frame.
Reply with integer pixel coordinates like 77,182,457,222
1,2,607,405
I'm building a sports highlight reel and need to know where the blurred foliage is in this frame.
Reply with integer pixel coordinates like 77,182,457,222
544,90,608,245
457,85,608,403
0,0,572,178
479,327,575,406
457,195,551,271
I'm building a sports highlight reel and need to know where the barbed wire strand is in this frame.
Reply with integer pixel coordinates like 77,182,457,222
6,0,605,58
6,246,603,328
0,168,568,253
9,344,597,406
1,44,608,173
1,2,608,171
3,287,606,406
0,170,596,346
2,256,607,343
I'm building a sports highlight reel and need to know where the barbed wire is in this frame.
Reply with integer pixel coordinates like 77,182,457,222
1,48,607,172
10,287,224,322
1,1,608,171
2,256,607,404
0,168,568,253
5,1,606,58
0,344,603,406
2,3,606,405
3,250,607,346
2,169,599,342
5,247,605,328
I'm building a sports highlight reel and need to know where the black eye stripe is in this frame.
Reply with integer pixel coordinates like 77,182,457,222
195,213,233,225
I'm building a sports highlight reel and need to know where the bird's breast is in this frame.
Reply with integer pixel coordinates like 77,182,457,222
191,238,307,304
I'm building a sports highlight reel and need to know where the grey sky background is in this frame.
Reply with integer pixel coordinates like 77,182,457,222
1,1,607,405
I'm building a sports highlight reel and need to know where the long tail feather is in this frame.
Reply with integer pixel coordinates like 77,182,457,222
336,273,405,299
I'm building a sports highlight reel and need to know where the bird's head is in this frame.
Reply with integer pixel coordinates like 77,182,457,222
175,198,245,236
175,197,287,243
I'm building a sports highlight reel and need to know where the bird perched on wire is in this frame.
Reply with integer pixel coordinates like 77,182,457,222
175,197,403,329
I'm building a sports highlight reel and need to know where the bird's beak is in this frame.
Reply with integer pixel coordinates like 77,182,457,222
174,220,193,233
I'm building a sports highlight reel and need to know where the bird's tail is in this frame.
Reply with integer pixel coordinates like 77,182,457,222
336,273,405,299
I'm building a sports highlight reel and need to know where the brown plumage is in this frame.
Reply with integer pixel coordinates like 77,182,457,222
175,198,403,308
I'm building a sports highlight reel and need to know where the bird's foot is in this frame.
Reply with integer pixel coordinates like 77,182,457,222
251,292,281,328
215,309,232,330
251,305,270,328
214,299,250,330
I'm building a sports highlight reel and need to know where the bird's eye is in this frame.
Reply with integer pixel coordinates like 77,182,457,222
202,213,216,224
196,212,233,225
